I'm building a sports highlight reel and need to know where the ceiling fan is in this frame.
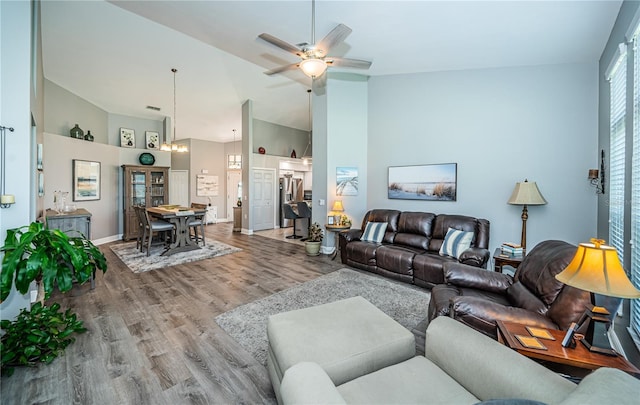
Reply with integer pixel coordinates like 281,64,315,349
258,0,372,80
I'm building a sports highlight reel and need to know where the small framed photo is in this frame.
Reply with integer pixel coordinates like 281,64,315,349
145,131,160,150
327,216,335,225
120,128,135,148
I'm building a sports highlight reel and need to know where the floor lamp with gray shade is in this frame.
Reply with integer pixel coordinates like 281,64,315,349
507,179,547,252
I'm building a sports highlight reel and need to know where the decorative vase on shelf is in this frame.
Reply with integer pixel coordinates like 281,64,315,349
70,124,84,139
291,149,297,158
237,199,242,207
84,130,94,142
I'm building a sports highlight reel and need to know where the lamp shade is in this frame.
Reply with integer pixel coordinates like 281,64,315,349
331,200,344,212
300,58,327,78
507,180,547,205
555,239,640,299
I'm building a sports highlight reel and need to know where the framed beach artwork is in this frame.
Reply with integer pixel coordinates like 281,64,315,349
388,163,457,201
73,159,101,201
145,131,160,150
120,128,135,148
336,167,358,196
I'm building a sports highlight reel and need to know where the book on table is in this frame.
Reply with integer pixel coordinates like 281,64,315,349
501,242,523,256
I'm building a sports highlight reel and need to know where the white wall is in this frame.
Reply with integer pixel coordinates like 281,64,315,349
44,132,171,241
367,63,599,254
0,0,34,320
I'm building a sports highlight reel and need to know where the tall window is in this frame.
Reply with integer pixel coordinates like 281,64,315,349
607,45,627,264
632,33,640,338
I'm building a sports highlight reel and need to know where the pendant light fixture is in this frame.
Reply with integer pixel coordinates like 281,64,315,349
161,68,188,153
229,129,241,169
301,89,313,165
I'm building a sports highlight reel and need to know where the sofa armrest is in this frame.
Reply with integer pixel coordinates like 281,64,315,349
450,296,560,336
340,229,363,243
443,262,513,294
424,317,575,404
558,368,640,405
458,247,490,268
280,362,347,405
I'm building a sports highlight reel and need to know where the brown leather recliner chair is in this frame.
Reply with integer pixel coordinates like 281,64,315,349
428,240,592,339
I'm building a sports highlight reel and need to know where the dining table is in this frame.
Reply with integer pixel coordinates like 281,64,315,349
146,206,207,256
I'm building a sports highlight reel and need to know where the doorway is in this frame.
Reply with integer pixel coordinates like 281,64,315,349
252,168,276,231
227,170,241,221
169,170,189,207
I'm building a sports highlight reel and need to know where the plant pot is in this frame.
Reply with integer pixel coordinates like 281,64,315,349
305,241,322,256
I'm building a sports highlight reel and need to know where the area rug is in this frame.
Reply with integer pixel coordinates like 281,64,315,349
215,268,430,366
110,238,241,273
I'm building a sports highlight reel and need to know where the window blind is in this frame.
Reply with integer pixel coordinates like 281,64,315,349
609,46,626,266
632,35,640,337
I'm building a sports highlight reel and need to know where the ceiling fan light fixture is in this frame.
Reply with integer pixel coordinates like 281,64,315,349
300,58,327,78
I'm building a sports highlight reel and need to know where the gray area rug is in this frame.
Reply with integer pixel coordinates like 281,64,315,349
110,238,241,273
215,268,431,366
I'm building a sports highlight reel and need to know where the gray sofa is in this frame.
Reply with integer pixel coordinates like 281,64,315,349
279,316,639,405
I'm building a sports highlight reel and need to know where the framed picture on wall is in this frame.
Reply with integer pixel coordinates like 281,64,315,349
120,128,135,148
337,167,358,196
73,159,101,201
145,131,160,150
388,163,457,201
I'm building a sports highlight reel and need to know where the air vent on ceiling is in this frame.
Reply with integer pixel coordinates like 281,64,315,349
146,105,161,111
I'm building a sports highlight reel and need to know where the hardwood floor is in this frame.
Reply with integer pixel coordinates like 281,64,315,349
1,223,345,404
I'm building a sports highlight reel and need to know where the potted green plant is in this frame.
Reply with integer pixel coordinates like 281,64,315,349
0,221,107,376
305,222,324,256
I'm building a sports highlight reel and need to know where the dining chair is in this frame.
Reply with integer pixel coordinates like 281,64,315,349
140,208,175,256
189,203,207,246
133,206,146,251
283,204,302,239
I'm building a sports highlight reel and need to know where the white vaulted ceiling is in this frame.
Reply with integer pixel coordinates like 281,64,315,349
41,1,622,143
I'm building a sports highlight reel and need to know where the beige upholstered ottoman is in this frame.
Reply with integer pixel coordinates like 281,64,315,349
266,296,416,403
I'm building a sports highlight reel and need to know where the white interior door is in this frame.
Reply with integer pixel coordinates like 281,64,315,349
169,170,189,206
252,168,276,231
227,170,241,221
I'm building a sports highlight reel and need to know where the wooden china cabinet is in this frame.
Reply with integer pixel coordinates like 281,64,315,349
122,165,170,240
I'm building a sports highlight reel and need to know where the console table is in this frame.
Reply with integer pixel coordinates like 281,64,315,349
325,224,350,260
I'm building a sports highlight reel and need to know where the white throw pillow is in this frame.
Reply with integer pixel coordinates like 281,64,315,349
361,222,388,243
439,227,474,259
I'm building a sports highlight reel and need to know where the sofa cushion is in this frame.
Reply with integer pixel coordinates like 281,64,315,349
557,367,640,405
440,227,474,259
515,240,577,306
362,222,388,243
506,282,548,316
413,253,457,287
394,211,435,249
429,214,482,252
338,356,479,405
360,210,400,244
376,245,420,277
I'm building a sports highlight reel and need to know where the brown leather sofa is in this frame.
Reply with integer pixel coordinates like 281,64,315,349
428,240,592,339
339,209,490,289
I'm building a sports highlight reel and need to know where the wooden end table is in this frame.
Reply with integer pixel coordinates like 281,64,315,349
496,320,640,378
493,248,524,273
325,224,350,260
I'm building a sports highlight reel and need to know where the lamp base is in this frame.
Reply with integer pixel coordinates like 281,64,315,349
577,306,617,356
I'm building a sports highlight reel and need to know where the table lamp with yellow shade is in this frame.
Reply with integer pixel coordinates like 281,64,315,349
555,238,640,355
330,200,344,225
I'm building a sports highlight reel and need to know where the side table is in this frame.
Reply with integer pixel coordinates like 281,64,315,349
325,224,350,260
493,248,524,273
496,320,640,378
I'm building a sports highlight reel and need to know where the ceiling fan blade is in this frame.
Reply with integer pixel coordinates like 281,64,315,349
315,24,352,56
264,63,300,76
325,57,372,70
258,33,301,55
